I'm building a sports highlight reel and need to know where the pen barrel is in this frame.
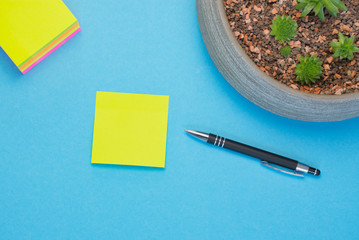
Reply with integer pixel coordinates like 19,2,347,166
208,134,298,170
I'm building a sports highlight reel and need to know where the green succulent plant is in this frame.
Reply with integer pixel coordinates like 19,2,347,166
330,32,359,60
280,46,292,57
295,54,323,85
295,0,347,21
270,15,298,43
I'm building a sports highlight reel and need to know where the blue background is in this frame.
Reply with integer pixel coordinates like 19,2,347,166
1,1,359,239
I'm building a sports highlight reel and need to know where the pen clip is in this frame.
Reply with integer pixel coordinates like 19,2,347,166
260,161,304,177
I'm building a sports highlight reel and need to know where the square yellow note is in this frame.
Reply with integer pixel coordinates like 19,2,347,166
91,92,169,168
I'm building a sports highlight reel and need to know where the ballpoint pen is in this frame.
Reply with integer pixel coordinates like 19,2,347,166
185,130,320,177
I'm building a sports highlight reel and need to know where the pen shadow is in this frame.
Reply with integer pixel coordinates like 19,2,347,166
91,162,165,172
261,163,322,180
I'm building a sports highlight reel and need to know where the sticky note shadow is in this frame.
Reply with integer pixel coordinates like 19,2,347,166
0,48,23,77
91,162,165,172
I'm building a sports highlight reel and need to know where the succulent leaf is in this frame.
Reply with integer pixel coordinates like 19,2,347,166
323,0,339,17
317,7,325,21
332,0,347,10
280,46,292,57
295,54,323,85
270,15,297,43
295,0,347,21
330,33,359,60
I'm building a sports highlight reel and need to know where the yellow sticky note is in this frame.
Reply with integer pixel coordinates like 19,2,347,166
91,92,169,168
0,0,80,74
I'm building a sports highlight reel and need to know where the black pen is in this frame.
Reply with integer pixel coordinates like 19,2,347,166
185,130,320,177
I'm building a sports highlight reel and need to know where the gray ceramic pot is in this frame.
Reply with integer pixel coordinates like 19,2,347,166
197,0,359,122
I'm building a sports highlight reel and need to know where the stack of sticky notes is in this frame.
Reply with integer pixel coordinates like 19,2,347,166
91,92,169,168
0,0,80,74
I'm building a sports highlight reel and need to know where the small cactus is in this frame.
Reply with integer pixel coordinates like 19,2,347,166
295,54,323,85
330,32,359,60
280,46,292,57
295,0,347,21
270,15,298,43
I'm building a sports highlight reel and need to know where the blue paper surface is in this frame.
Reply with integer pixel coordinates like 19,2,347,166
0,0,359,239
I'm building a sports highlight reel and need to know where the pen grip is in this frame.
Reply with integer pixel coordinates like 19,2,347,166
208,134,298,170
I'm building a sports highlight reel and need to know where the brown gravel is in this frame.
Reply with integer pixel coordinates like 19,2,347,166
224,0,359,95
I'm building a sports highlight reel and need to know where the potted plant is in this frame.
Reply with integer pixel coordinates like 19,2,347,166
197,0,359,121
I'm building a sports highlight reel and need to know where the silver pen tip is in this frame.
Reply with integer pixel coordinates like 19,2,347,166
184,129,209,142
185,129,195,134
